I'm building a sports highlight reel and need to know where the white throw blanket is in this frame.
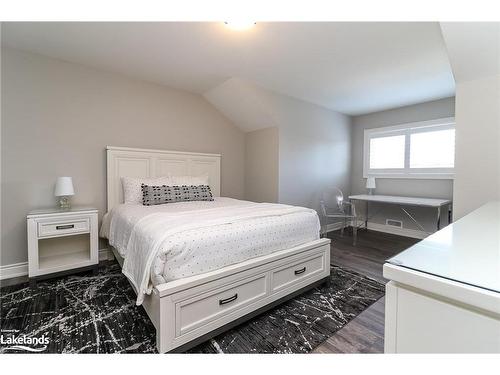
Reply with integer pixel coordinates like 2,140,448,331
122,202,317,305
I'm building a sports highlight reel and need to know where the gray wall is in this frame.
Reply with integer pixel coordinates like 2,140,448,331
350,97,455,235
207,78,353,213
276,96,352,212
1,47,246,267
245,127,279,203
453,75,500,219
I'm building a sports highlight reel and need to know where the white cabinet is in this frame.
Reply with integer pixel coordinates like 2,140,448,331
384,202,500,353
384,264,500,353
27,207,99,281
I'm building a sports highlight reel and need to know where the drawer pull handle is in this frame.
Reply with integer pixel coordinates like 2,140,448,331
219,293,238,306
55,224,75,230
294,267,306,275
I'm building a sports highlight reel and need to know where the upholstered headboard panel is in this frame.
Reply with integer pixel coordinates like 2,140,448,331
106,146,221,212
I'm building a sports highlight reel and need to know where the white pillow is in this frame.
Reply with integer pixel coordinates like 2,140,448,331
121,176,173,204
170,174,209,186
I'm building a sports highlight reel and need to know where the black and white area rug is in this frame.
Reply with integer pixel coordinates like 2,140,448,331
0,263,384,354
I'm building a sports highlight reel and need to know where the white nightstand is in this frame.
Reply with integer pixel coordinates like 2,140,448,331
27,207,99,284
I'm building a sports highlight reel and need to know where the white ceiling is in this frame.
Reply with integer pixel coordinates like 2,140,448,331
2,22,456,116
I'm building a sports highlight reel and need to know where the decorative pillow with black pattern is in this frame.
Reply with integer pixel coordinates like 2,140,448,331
141,184,214,206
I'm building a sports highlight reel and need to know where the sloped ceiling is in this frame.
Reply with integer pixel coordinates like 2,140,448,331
204,78,279,132
440,22,500,83
2,22,455,121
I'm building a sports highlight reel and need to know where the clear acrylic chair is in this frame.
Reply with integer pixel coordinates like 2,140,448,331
320,188,358,246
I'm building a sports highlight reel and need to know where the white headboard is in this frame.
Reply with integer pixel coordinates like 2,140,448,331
106,146,221,212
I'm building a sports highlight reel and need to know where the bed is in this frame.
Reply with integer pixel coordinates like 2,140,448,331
102,146,331,353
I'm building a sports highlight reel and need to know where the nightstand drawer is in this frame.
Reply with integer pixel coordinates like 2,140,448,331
38,218,90,237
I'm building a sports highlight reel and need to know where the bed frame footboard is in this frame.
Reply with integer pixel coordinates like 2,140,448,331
131,238,331,353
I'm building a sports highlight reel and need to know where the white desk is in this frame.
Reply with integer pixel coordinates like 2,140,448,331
348,194,452,232
383,202,500,352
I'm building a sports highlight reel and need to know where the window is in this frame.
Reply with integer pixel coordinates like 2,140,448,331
369,135,405,169
363,118,455,179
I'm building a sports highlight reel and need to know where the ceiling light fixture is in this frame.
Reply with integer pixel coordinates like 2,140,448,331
224,21,256,31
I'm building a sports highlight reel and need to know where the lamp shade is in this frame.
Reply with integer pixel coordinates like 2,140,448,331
54,177,74,197
366,177,376,189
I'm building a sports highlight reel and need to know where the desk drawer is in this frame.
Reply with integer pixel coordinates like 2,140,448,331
38,218,90,238
272,254,325,292
177,273,268,336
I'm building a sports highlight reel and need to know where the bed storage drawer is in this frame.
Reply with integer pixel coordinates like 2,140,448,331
176,273,268,336
271,253,326,292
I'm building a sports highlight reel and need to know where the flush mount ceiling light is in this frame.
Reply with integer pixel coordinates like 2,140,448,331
224,21,256,31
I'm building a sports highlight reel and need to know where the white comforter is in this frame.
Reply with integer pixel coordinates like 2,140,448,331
101,198,320,305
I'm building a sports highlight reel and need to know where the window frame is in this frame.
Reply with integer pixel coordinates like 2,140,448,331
363,117,455,179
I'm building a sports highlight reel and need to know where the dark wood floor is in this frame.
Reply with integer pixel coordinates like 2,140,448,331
313,229,419,353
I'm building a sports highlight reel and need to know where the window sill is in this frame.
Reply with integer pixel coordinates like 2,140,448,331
363,173,455,180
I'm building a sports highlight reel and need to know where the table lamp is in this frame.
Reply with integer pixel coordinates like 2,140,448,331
54,177,74,209
366,177,376,195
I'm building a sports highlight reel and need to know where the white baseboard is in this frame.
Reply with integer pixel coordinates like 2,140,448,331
0,248,113,280
0,262,29,280
366,222,428,239
323,221,428,239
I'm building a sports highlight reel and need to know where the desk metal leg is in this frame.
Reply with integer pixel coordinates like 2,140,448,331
349,198,358,246
436,206,441,231
352,221,357,245
365,201,369,230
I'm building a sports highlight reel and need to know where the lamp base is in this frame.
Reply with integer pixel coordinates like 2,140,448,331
58,196,71,210
367,189,375,195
